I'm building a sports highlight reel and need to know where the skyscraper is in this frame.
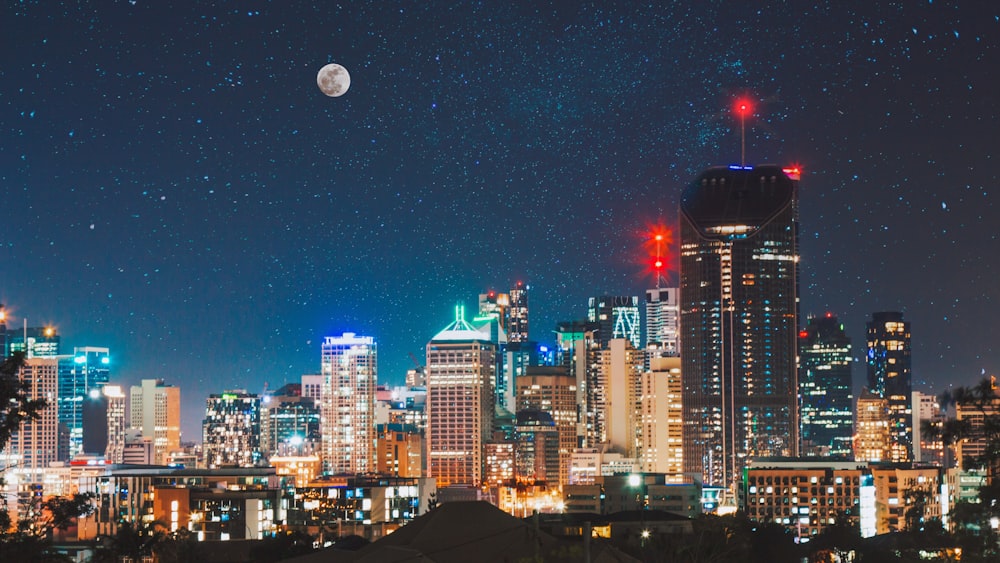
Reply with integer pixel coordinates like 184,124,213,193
321,333,377,475
587,296,641,350
555,321,601,449
911,391,945,465
472,294,510,412
203,391,262,468
798,314,854,457
129,378,181,465
866,311,912,462
680,164,800,489
58,346,111,460
426,306,495,487
103,385,127,463
640,356,684,476
1,357,59,483
516,366,577,486
855,390,891,463
261,384,321,458
514,409,560,485
600,339,644,458
644,287,679,357
477,290,509,333
508,281,529,344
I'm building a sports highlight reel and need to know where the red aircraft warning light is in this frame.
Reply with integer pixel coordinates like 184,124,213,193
782,166,802,181
734,98,754,118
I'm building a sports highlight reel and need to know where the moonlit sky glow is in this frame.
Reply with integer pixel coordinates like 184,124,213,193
3,2,999,440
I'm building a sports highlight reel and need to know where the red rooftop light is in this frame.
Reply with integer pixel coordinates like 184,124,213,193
734,97,754,118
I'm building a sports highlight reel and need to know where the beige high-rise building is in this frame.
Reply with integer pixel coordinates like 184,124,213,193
955,386,1000,471
856,390,891,463
517,366,577,486
641,356,683,477
375,424,423,477
870,465,943,534
601,339,644,458
129,379,181,465
320,333,377,475
426,306,495,487
912,391,945,465
2,357,59,483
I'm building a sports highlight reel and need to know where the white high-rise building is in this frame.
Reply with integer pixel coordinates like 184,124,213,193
103,385,127,463
129,379,181,465
426,306,495,487
601,339,644,458
321,333,377,475
644,288,679,357
301,374,324,402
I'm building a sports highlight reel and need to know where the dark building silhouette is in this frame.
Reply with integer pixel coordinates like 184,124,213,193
798,314,853,457
679,164,800,489
866,311,912,462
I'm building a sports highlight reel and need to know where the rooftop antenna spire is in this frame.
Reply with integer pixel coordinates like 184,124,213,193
654,233,665,289
734,97,753,167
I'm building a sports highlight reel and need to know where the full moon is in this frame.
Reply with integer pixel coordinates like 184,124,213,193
317,63,350,97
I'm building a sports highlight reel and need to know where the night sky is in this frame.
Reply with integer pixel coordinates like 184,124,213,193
3,2,999,442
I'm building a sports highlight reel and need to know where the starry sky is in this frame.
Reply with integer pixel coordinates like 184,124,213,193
3,1,998,441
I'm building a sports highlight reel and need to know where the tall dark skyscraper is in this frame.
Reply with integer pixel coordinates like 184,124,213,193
798,314,854,458
866,311,912,462
680,164,800,489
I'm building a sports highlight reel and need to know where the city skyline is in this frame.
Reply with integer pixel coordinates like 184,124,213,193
3,1,999,439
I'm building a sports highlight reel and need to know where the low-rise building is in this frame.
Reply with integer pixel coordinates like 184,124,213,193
79,466,282,541
563,473,701,519
741,459,945,541
287,475,435,541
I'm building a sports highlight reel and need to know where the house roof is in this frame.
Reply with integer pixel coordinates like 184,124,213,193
287,501,640,563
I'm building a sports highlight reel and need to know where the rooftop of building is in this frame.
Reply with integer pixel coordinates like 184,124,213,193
286,501,640,563
680,164,797,231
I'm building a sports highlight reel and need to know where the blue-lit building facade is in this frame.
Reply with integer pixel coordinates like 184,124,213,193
261,384,321,458
798,315,854,458
57,346,111,461
680,165,801,490
6,325,61,358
